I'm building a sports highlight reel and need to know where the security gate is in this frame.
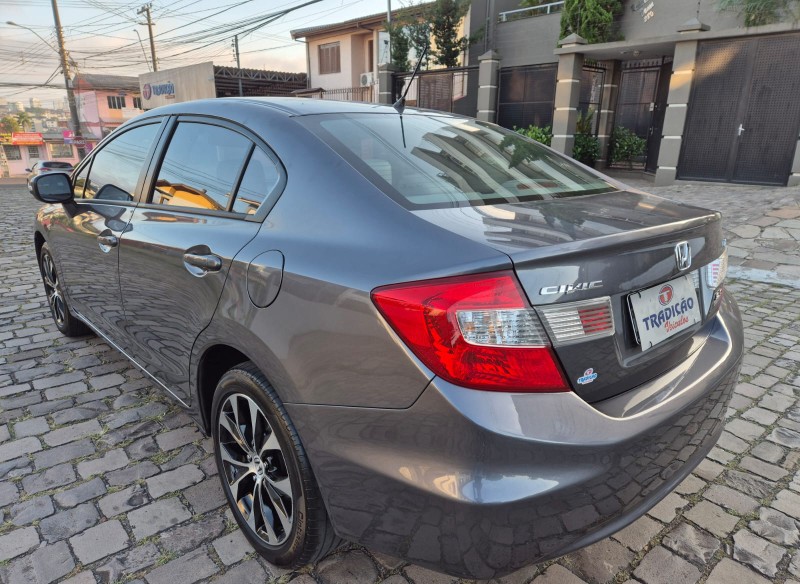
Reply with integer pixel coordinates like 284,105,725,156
613,59,671,171
679,34,800,185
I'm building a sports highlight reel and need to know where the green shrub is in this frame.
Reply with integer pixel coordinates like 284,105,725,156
572,109,599,166
573,134,600,166
610,126,646,166
559,0,624,44
514,124,553,146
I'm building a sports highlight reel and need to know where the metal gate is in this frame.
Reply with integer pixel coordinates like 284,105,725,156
679,34,800,185
613,59,671,170
497,64,557,130
394,67,479,116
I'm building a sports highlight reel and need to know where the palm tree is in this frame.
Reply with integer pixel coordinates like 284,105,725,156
0,116,21,133
16,111,33,131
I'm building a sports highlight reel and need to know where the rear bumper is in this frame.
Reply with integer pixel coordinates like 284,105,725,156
286,292,743,579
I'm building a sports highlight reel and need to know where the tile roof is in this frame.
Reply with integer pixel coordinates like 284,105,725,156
73,74,140,92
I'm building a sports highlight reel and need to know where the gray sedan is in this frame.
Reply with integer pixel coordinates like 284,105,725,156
28,98,742,579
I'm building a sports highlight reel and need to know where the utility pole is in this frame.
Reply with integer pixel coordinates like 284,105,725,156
233,34,243,97
50,0,85,160
386,0,392,63
138,4,157,71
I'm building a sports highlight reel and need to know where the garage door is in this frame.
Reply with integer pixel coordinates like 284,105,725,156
678,33,800,185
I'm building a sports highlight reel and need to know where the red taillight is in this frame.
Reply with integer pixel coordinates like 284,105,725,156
371,271,569,392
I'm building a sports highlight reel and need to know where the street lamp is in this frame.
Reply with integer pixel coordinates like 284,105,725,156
7,11,85,160
6,21,59,53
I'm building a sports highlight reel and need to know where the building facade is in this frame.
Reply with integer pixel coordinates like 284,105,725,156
73,73,144,139
466,0,800,186
138,62,307,109
1,131,82,177
291,12,393,102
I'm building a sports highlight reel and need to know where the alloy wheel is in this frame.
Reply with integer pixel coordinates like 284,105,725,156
217,392,294,546
41,252,67,327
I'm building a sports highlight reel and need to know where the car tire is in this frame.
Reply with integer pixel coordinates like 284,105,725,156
38,242,91,337
211,362,341,567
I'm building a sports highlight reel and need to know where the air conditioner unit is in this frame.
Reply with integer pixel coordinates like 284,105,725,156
360,72,375,87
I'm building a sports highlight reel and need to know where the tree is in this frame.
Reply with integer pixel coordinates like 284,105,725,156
0,116,21,133
559,0,623,44
387,22,411,71
430,0,473,68
16,111,32,131
718,0,800,25
405,19,432,70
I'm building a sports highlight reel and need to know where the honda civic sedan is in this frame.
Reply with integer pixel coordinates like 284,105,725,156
28,98,742,579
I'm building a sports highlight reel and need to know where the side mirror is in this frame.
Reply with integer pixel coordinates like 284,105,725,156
24,168,32,172
29,172,74,204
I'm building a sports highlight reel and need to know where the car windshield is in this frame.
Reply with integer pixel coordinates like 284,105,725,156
301,113,616,210
43,162,73,169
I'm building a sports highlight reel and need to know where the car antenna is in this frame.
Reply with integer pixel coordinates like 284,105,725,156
393,43,427,115
393,44,428,148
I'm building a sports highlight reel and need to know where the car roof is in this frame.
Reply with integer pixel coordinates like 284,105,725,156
137,97,450,119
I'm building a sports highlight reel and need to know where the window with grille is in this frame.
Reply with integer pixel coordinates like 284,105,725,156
3,145,21,160
50,143,74,158
133,97,142,109
27,146,41,159
319,42,341,75
107,95,126,109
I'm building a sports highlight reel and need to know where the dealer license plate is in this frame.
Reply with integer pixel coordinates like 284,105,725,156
628,275,701,350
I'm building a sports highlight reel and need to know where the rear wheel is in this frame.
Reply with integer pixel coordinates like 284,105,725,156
211,362,340,567
38,243,90,337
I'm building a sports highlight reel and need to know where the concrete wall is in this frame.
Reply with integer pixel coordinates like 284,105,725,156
139,62,216,109
349,32,369,86
471,0,745,68
619,0,742,41
493,13,561,67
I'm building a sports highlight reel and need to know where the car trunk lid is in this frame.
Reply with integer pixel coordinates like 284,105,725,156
413,190,725,402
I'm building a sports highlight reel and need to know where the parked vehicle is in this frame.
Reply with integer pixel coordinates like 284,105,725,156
28,98,742,579
26,161,74,188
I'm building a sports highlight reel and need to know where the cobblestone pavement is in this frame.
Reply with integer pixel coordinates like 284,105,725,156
611,172,800,286
1,183,799,584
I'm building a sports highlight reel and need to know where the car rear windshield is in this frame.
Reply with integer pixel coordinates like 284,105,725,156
301,113,616,209
43,162,73,168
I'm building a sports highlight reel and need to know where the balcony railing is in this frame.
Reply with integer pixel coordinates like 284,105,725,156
498,1,565,23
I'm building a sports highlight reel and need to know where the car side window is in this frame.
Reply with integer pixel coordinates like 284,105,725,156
152,122,251,211
82,123,161,201
232,148,281,215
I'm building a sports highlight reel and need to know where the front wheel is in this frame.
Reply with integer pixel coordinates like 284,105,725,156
38,242,90,337
211,362,340,567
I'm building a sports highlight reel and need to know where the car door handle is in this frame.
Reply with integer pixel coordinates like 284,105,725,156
183,252,222,272
97,234,118,251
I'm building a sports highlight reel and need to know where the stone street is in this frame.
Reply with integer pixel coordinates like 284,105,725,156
1,179,799,584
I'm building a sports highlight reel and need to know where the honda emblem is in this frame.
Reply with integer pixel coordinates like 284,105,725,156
675,241,692,271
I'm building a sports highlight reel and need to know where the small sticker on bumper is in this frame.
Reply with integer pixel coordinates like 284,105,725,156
577,368,598,385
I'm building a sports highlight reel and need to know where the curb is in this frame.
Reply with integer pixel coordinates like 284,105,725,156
728,266,800,289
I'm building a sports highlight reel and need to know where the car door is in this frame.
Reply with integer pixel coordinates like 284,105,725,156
49,120,165,341
118,117,283,403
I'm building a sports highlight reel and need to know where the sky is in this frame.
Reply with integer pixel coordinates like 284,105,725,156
0,0,395,107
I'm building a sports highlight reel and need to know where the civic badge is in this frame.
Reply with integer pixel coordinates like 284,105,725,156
675,241,692,271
